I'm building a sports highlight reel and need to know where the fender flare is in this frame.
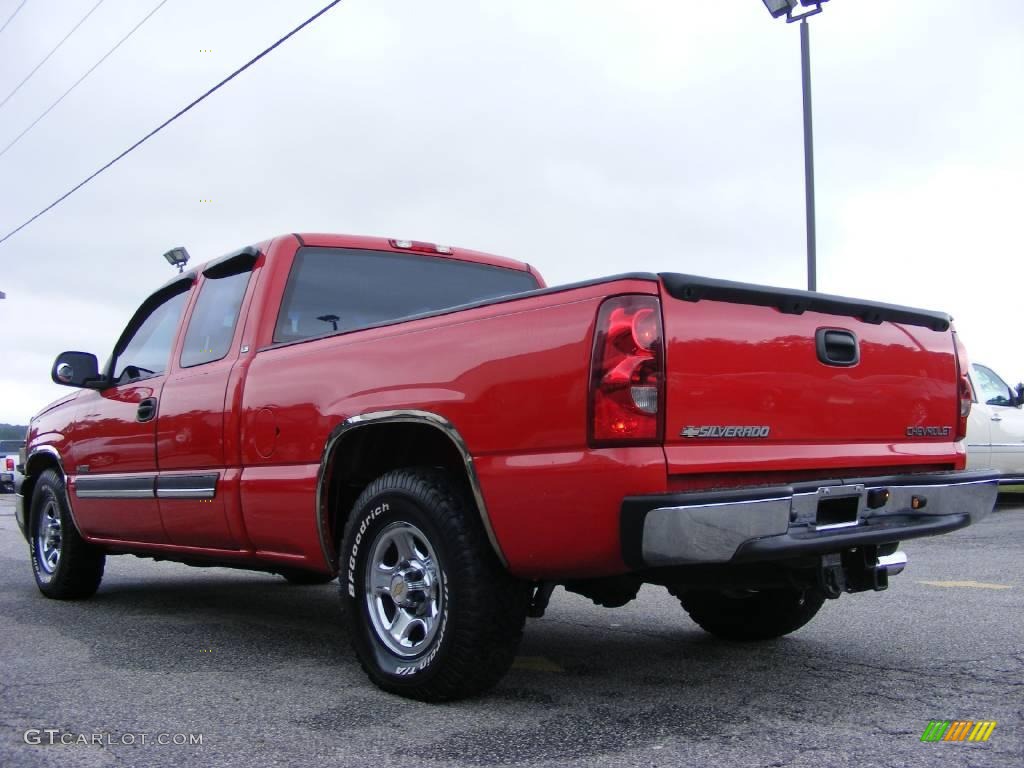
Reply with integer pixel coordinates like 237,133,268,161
20,445,80,541
315,410,507,571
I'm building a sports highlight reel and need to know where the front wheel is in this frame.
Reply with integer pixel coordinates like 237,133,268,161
669,586,825,641
340,468,529,701
30,469,105,599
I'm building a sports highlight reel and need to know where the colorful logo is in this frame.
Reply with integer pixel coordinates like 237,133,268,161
921,721,996,742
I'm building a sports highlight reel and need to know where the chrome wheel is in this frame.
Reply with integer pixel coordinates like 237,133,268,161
364,521,443,658
35,499,62,574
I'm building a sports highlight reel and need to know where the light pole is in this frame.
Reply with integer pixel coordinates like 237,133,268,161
761,0,829,292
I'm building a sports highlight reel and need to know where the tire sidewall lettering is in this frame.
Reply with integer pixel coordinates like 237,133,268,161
344,492,453,683
347,502,389,598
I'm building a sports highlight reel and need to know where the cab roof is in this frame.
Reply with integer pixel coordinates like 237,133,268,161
292,233,532,273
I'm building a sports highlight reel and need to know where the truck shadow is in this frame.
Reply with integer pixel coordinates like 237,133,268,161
28,569,925,705
9,567,982,762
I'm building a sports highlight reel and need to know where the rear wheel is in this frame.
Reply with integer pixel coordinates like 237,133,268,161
340,468,529,701
30,469,105,600
669,586,825,641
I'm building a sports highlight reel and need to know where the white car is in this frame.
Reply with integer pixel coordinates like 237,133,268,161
966,363,1024,484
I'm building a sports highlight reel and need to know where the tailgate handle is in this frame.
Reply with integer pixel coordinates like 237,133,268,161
816,329,859,367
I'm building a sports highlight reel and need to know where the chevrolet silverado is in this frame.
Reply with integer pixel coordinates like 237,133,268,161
17,233,999,701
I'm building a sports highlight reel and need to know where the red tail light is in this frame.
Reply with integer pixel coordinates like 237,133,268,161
952,331,972,441
589,295,664,445
956,375,972,440
4,458,13,471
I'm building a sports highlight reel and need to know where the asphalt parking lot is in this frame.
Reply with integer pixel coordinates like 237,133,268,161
1,493,1020,768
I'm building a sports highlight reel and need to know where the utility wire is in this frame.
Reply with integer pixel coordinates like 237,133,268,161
0,0,28,36
0,0,168,161
0,0,344,246
0,0,105,112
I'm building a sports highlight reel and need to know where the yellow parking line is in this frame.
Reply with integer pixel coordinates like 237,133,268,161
916,580,1012,590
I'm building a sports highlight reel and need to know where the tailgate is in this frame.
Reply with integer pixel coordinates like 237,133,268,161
658,274,961,476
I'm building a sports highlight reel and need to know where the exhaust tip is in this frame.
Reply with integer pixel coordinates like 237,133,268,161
877,550,907,577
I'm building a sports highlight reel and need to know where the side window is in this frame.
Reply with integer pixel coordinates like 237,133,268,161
114,290,190,383
273,247,539,342
180,270,251,368
972,365,1012,407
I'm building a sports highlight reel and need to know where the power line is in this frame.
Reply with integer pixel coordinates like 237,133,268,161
0,0,106,112
0,0,168,161
0,0,28,36
0,0,345,247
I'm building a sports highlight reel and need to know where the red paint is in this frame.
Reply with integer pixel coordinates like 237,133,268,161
69,382,168,543
476,447,667,578
661,299,960,455
24,233,966,580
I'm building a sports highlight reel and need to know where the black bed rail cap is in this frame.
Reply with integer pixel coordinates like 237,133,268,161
659,273,951,332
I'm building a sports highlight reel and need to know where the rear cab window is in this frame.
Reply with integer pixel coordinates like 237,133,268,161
273,248,540,343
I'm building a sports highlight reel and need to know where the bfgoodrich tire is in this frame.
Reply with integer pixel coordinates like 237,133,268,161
340,468,529,701
29,469,105,600
669,586,825,641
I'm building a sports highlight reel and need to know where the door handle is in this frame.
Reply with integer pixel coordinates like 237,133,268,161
815,329,859,367
136,397,158,423
991,414,1002,422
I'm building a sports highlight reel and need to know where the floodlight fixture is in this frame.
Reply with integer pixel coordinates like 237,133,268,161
163,246,190,273
763,0,830,22
762,0,798,19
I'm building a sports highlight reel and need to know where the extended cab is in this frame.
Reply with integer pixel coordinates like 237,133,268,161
17,233,999,701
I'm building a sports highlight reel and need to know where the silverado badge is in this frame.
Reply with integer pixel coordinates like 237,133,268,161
680,425,771,439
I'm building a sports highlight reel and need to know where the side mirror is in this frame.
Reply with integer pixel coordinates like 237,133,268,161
1015,382,1024,408
51,351,107,389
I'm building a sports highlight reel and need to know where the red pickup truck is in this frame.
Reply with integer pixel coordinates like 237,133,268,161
17,233,998,701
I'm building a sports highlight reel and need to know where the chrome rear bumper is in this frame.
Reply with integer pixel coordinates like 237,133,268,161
620,470,999,569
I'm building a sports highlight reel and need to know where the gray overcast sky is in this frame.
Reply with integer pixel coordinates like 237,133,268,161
0,0,1021,423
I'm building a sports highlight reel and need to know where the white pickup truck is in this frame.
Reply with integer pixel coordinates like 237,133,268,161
1,439,25,493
